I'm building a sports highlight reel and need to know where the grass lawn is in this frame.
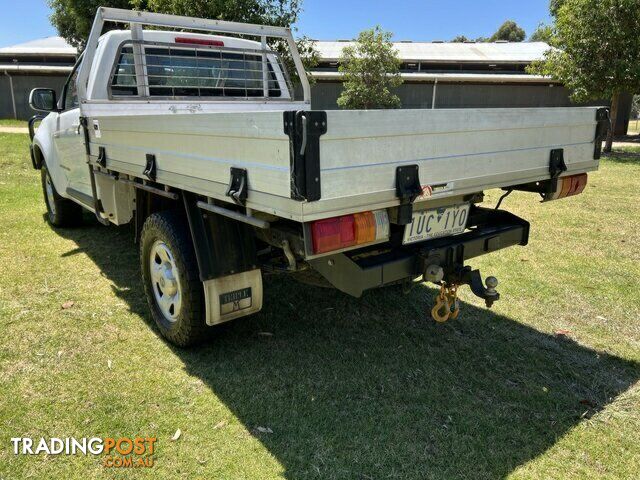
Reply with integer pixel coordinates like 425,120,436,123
0,133,639,479
0,119,28,128
629,119,639,135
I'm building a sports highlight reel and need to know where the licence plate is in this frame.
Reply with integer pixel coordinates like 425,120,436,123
402,203,470,245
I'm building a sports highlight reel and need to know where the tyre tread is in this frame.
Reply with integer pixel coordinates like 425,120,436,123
140,210,209,346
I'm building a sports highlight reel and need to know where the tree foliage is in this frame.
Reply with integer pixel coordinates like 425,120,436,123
49,0,131,47
49,0,302,47
550,0,567,17
451,20,526,43
489,20,526,42
529,22,554,43
138,0,300,26
337,26,403,110
451,35,470,43
530,0,640,102
277,36,319,86
529,0,640,150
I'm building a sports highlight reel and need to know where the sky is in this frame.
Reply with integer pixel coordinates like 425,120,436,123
0,0,553,48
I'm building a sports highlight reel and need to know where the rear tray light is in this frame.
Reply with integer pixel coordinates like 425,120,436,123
311,210,389,254
174,37,224,47
548,173,588,200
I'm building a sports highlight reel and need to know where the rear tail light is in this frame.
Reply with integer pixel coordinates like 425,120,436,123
311,210,389,254
175,37,224,47
547,174,588,201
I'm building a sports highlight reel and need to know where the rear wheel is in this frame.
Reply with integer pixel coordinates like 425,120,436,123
140,210,208,346
41,164,83,227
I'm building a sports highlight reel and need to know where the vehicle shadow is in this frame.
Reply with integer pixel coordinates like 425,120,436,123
57,218,639,479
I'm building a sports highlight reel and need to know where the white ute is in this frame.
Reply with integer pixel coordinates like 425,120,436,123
28,8,609,345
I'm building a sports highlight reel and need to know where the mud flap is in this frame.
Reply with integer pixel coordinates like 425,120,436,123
203,269,263,325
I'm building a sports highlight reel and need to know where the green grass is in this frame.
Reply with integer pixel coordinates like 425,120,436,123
0,119,27,128
0,132,639,479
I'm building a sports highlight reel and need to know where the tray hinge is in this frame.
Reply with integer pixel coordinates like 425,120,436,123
226,167,248,205
284,110,327,202
143,153,156,181
593,107,610,160
395,164,422,225
549,148,567,179
79,115,108,225
97,146,107,168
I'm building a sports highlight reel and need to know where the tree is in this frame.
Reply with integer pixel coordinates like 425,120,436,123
49,0,303,47
337,27,403,110
529,22,554,43
49,0,132,46
489,20,526,42
451,20,526,44
528,0,640,152
550,0,567,17
280,36,319,86
137,0,301,28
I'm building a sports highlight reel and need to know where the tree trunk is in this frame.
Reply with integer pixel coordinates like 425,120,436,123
604,92,621,153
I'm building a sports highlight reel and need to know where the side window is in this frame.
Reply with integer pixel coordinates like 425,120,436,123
63,69,79,110
110,42,283,99
111,46,138,96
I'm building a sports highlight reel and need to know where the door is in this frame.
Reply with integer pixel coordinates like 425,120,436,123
53,62,91,196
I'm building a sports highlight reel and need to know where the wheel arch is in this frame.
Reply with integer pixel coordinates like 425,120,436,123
135,189,258,284
30,143,44,170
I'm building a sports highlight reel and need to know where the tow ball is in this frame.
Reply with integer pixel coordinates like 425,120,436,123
424,264,500,323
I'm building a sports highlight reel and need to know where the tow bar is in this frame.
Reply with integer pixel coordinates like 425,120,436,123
425,264,499,323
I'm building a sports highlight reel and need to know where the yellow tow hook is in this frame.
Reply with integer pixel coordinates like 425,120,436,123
431,283,460,323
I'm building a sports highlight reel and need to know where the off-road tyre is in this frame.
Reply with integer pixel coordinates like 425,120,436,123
140,210,209,347
41,164,84,227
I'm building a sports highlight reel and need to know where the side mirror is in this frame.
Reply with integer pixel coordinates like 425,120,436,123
29,88,58,113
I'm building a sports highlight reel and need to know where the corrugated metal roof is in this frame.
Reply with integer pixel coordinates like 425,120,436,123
314,41,551,63
0,36,549,63
0,36,77,56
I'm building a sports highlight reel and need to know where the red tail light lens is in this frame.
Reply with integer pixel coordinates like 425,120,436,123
310,210,389,254
175,37,224,47
311,216,355,254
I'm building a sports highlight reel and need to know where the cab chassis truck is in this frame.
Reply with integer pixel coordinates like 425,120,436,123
28,8,610,346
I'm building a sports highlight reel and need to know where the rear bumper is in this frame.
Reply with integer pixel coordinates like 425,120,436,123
308,206,529,297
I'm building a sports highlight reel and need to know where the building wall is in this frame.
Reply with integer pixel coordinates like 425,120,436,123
2,74,632,134
0,74,68,120
310,81,632,134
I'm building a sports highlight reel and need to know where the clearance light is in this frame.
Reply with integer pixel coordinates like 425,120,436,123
548,173,588,201
311,210,389,254
174,37,224,47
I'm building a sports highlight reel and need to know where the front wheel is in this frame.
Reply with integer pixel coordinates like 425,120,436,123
140,210,209,346
41,165,83,227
